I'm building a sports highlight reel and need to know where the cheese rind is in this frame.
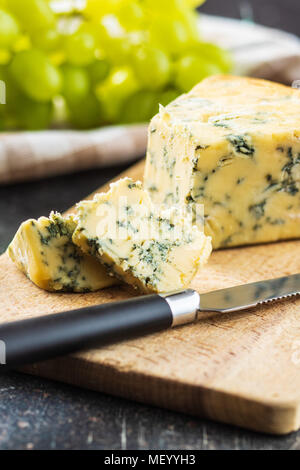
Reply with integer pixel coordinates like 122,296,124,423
73,178,212,293
144,75,300,249
7,212,116,292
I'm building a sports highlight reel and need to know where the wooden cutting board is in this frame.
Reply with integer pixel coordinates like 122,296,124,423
1,160,300,435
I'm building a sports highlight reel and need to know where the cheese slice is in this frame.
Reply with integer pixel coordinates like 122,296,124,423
72,178,212,293
7,212,116,292
144,75,300,249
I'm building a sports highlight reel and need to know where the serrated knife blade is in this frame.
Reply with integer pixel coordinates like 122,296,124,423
198,273,300,314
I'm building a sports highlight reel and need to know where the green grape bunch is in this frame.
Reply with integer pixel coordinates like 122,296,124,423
0,0,232,130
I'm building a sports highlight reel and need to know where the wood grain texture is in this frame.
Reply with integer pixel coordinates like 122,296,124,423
1,160,300,435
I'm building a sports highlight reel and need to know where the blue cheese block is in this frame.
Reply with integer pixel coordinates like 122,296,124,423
144,75,300,248
72,178,212,293
7,212,116,292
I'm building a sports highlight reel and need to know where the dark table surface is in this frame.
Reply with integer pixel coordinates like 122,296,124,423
1,0,300,451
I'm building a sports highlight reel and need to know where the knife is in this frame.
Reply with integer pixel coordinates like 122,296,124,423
0,274,299,368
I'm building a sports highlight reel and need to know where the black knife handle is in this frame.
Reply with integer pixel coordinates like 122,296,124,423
0,290,199,368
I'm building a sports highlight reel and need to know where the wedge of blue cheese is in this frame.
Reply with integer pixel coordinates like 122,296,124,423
7,212,116,292
72,178,212,293
144,75,300,248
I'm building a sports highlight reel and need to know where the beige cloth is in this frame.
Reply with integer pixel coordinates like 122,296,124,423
0,124,148,184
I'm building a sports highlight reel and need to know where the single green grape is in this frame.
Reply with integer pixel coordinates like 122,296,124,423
67,92,103,129
148,18,190,57
0,67,52,130
65,30,96,66
6,0,55,33
132,45,171,91
175,54,222,92
191,42,233,73
121,90,159,124
61,64,90,104
97,21,132,65
117,1,145,30
95,66,139,122
148,1,201,53
106,36,132,65
31,28,61,52
10,49,62,102
0,9,19,48
158,88,180,107
88,59,110,86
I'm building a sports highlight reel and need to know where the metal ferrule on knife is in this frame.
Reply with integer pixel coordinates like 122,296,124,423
159,290,200,327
